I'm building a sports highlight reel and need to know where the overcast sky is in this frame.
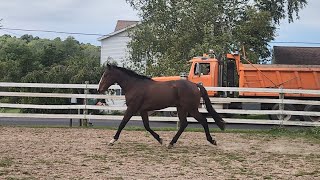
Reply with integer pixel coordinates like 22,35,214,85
0,0,319,48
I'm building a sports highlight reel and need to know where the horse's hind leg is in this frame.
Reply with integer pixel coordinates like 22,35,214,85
168,107,188,148
189,109,217,145
141,111,163,144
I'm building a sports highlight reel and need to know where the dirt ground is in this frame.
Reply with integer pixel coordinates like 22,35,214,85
0,127,319,180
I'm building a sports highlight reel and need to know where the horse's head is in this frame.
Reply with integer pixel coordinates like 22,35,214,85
97,64,118,94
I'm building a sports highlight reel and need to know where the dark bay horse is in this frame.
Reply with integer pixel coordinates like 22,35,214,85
97,64,225,148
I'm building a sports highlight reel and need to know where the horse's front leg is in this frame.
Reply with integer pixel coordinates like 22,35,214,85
108,108,135,146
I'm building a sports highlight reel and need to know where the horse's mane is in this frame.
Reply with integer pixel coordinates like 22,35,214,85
111,65,153,80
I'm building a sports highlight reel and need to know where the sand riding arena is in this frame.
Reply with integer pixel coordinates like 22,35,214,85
0,127,319,179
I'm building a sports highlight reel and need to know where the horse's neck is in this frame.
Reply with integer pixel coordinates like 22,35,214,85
117,75,139,92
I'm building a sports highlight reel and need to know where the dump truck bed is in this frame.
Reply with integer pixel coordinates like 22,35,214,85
239,64,320,97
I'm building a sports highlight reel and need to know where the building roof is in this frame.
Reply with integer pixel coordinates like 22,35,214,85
114,20,139,32
273,46,320,65
97,20,139,41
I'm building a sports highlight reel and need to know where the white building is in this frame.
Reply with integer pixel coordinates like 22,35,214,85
98,20,139,66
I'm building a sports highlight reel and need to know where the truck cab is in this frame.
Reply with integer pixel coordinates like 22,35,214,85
153,52,239,97
153,53,221,96
188,54,219,96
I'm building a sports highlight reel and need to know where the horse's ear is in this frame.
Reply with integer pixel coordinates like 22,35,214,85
106,63,111,70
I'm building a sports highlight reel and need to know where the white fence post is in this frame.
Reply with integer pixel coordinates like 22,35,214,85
83,81,89,126
279,86,285,125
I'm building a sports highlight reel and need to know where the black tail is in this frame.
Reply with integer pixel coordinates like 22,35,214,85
196,84,225,130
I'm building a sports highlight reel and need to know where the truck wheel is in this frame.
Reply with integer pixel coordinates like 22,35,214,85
302,105,320,122
270,104,297,121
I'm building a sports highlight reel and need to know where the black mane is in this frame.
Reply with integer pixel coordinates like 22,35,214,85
111,65,153,80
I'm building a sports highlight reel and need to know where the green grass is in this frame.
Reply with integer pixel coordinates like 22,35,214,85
0,108,21,113
1,124,319,143
0,158,13,168
265,127,320,140
121,126,320,140
0,169,10,176
5,177,36,180
295,170,320,177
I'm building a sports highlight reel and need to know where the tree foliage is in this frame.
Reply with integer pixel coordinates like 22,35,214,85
0,34,102,113
0,35,102,83
126,0,307,76
255,0,307,24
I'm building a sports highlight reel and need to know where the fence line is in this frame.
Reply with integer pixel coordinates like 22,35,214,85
1,82,320,95
0,82,115,89
206,87,320,95
0,103,319,116
0,82,319,127
208,98,320,106
0,113,319,127
1,91,319,106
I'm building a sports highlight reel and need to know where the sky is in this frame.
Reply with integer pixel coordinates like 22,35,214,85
0,0,139,45
0,0,320,48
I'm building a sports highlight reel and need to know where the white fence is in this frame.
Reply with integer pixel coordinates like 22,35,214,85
0,82,319,127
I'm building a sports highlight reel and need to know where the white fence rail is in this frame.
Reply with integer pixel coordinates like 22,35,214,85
0,82,319,127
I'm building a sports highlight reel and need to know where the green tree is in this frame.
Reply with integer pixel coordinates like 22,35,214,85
0,34,102,113
0,36,37,81
126,0,307,76
255,0,307,24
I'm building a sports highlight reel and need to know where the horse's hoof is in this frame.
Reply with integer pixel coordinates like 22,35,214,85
211,140,217,146
108,139,117,146
159,138,163,145
167,144,174,149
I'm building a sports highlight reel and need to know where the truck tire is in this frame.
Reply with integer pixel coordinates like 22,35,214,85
270,104,297,121
302,105,320,122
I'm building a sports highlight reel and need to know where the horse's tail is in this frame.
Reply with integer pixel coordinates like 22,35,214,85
196,83,225,131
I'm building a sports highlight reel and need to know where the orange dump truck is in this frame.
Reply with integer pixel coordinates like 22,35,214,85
228,53,320,97
153,52,320,121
